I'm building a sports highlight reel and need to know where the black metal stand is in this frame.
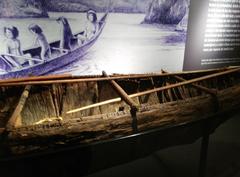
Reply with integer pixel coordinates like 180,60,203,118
198,133,210,177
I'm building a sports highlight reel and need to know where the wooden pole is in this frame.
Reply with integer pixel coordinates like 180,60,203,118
0,74,72,85
6,85,31,130
0,56,14,68
102,71,138,109
66,67,240,114
103,71,139,132
162,70,217,96
67,98,121,114
0,67,238,87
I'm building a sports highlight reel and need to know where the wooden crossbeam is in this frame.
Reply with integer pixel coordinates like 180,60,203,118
103,71,139,132
6,85,31,130
102,71,138,110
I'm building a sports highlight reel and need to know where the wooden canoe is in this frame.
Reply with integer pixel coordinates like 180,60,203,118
0,67,240,158
0,13,108,80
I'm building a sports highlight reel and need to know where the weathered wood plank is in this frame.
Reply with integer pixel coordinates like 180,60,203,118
61,82,101,119
138,78,159,105
20,86,57,125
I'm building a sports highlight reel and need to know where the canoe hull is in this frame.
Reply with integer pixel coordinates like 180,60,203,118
0,41,92,79
3,80,240,156
0,68,239,170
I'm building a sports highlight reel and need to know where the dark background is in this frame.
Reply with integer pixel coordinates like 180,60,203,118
85,114,240,177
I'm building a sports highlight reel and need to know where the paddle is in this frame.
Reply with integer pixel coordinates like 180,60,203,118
2,53,43,62
0,55,14,68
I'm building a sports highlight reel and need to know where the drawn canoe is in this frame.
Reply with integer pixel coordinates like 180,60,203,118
0,67,240,159
0,13,108,80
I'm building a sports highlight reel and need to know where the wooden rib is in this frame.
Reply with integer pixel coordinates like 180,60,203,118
102,71,138,109
150,77,162,103
162,70,217,95
160,91,165,103
6,85,31,130
172,86,180,100
0,66,238,86
160,80,167,103
177,86,186,99
166,82,174,101
67,67,240,114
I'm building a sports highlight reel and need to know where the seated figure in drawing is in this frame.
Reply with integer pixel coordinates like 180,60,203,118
77,10,99,45
56,16,74,51
28,24,51,61
4,26,24,69
4,26,35,68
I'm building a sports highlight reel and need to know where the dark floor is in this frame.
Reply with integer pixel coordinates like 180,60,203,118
85,114,240,177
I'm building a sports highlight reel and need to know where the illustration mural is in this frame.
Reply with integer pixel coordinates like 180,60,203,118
0,0,190,80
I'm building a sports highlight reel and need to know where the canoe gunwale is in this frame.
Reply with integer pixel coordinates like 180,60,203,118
0,66,240,87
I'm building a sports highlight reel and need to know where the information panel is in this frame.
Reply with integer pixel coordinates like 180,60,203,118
184,0,240,70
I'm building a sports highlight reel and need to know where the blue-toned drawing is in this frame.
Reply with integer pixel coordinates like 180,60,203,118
0,0,190,80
